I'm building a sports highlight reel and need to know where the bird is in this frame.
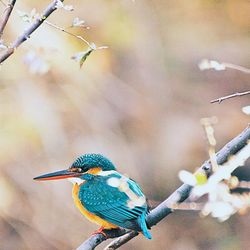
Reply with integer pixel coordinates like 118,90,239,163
34,153,152,239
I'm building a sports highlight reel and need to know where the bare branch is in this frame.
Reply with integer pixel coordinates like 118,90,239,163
199,59,250,74
78,125,250,250
0,0,17,39
104,232,138,250
222,62,250,74
76,228,129,250
44,20,94,48
0,0,64,63
211,91,250,104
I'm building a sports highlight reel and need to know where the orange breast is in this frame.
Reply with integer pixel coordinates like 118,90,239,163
72,183,118,229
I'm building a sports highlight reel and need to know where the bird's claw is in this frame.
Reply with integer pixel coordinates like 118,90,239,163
92,227,107,238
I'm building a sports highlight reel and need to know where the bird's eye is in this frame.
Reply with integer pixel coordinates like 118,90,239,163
69,167,82,173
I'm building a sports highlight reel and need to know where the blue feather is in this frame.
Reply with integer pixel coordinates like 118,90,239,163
78,172,152,239
138,212,152,239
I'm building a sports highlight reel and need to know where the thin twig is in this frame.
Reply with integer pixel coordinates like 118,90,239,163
200,117,218,172
104,232,139,250
0,0,17,38
0,0,64,63
222,62,250,74
199,59,250,74
44,20,94,49
78,125,250,250
211,91,250,104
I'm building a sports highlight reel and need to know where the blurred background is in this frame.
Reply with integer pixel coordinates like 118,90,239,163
0,0,249,249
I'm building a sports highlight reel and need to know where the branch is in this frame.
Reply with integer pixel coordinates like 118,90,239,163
0,0,17,39
44,20,94,48
0,0,64,63
222,62,250,74
76,228,129,250
199,59,250,74
211,91,250,104
78,125,250,250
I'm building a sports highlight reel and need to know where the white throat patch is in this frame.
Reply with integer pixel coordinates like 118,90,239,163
68,177,85,185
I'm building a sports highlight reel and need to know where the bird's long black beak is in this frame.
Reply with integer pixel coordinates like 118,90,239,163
34,169,82,181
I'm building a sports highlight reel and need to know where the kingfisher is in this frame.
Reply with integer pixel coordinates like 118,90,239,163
34,154,152,239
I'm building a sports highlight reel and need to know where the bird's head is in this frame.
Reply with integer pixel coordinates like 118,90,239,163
34,154,116,181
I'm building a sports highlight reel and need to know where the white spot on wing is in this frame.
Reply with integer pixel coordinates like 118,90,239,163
106,174,146,209
98,170,118,176
107,177,120,187
127,196,146,209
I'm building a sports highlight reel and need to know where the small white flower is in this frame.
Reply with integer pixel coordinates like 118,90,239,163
17,8,39,23
179,170,197,186
71,48,94,68
198,59,210,70
55,0,74,11
209,60,226,71
72,17,86,27
55,0,64,9
63,5,74,11
198,59,226,71
202,201,236,222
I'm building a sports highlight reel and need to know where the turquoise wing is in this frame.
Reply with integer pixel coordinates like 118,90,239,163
79,173,152,239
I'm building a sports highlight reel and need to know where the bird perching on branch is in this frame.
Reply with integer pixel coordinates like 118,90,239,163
34,154,152,239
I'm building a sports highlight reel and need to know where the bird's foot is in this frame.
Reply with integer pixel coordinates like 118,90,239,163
92,226,107,238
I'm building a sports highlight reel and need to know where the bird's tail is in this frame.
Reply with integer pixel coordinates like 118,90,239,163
139,213,152,239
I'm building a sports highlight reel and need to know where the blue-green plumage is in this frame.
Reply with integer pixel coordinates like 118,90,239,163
34,154,152,240
71,154,116,171
79,172,152,239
